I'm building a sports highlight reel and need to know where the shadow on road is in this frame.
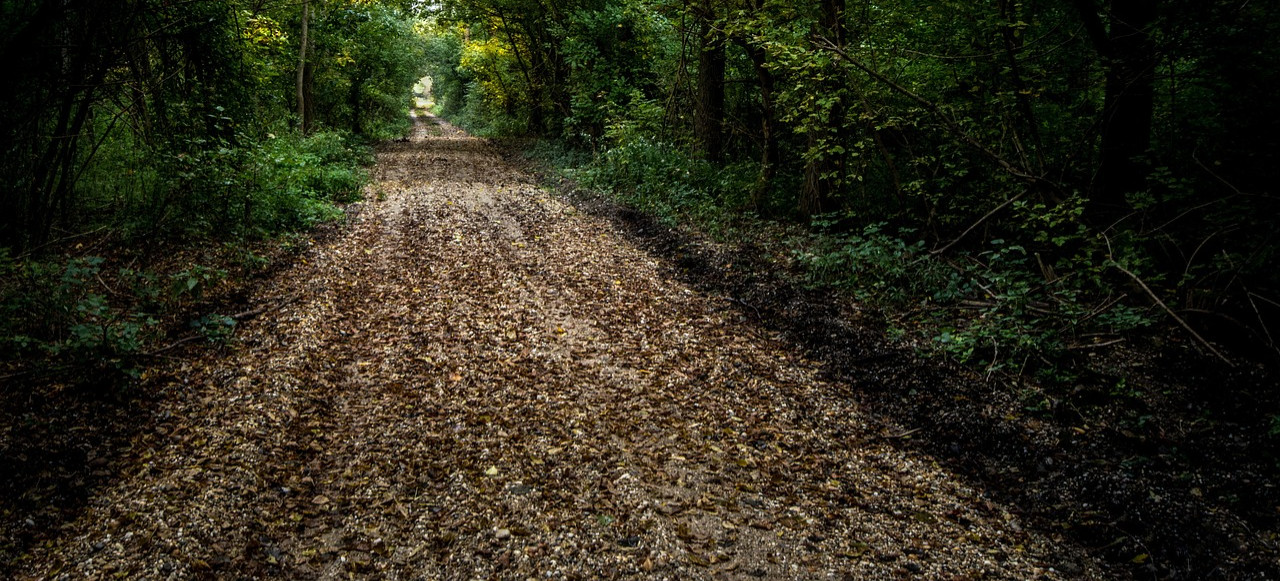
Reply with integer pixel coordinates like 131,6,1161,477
550,174,1280,580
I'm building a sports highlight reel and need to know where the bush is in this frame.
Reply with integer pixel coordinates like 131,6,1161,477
574,136,743,231
797,222,1155,375
248,130,369,234
81,122,369,242
0,256,158,373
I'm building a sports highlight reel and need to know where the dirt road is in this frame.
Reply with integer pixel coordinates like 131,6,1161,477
15,113,1094,579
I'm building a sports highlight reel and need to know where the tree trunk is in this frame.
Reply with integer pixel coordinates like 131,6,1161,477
997,0,1045,175
743,41,778,210
296,0,310,134
350,74,364,135
694,0,725,162
1073,0,1158,225
801,0,847,217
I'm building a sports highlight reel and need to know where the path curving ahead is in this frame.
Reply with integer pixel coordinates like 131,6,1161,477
18,113,1094,579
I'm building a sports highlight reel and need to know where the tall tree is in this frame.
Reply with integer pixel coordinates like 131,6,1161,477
800,0,847,217
297,0,313,134
693,0,725,161
1072,0,1159,225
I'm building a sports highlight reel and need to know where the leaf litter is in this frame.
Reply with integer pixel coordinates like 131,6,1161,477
9,113,1100,579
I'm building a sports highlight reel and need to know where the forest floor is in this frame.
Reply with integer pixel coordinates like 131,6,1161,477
2,111,1277,580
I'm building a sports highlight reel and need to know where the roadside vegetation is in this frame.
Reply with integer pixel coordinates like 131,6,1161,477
424,0,1280,378
2,1,1278,577
0,1,428,379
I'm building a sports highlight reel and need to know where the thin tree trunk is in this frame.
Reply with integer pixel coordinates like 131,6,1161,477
998,0,1046,175
802,0,847,217
742,41,778,210
495,7,541,133
48,84,98,237
297,0,310,134
350,74,364,135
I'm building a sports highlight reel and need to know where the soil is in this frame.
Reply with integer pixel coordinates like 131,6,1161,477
1,110,1276,580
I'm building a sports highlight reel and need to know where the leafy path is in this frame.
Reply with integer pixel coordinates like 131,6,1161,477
16,114,1094,579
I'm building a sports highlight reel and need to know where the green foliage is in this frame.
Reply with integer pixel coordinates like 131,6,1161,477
0,250,260,375
423,0,1280,372
794,222,1157,373
0,0,426,252
424,26,470,118
246,131,369,234
558,3,667,145
798,221,947,304
0,257,158,373
82,126,367,241
191,313,238,344
169,266,227,303
580,137,711,223
314,4,428,138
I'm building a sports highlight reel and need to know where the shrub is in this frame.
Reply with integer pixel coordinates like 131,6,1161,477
0,256,158,374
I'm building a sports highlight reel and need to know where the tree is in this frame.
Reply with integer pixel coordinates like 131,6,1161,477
692,0,726,161
800,0,848,217
1072,0,1159,226
298,0,313,134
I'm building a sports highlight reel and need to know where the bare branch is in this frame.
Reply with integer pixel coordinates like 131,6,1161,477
1111,263,1233,366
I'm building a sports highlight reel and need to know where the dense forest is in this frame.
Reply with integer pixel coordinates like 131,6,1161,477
1,0,427,364
423,0,1280,372
2,0,1277,395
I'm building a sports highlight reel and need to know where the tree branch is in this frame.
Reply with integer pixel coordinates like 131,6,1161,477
930,192,1026,255
1111,262,1233,366
814,37,1062,194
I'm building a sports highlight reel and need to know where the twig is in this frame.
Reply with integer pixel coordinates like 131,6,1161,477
876,427,923,440
0,370,33,384
815,38,1062,195
96,272,121,296
931,192,1027,255
145,293,302,356
724,296,762,320
1249,291,1280,309
1035,251,1058,283
1066,338,1126,350
144,333,204,356
230,292,303,321
1192,149,1246,196
16,226,109,259
1244,291,1276,350
1111,263,1233,366
1073,293,1127,327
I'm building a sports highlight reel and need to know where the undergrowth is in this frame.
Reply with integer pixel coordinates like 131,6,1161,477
3,130,372,382
83,128,371,241
524,135,1159,381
